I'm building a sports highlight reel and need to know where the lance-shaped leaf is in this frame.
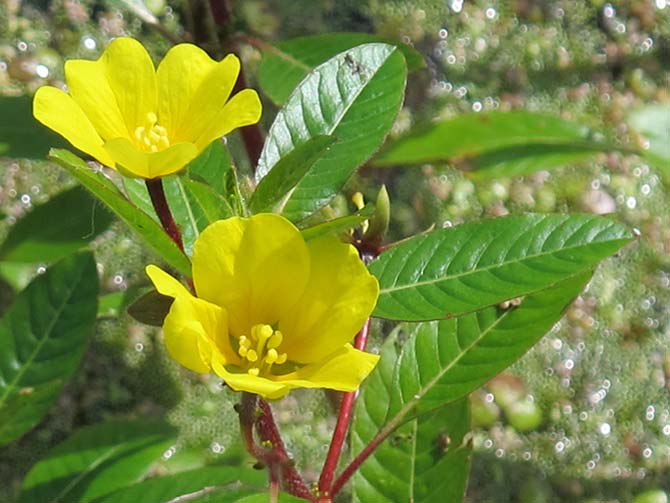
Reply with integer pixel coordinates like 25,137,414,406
373,111,624,179
350,274,588,501
369,213,632,321
50,149,190,276
250,135,336,213
257,32,424,105
257,43,407,222
352,398,471,503
20,420,175,503
0,186,114,263
89,466,265,503
0,252,98,445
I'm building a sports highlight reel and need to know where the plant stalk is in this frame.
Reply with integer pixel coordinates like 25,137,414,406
145,178,184,252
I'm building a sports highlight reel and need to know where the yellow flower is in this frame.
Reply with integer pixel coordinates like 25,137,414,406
146,213,380,400
33,37,261,179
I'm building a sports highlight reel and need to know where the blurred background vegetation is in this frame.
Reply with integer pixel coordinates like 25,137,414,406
1,0,670,502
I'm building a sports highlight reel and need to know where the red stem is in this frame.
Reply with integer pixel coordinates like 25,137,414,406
317,318,371,497
145,178,184,252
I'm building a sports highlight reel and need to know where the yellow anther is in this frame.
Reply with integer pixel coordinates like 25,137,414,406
246,349,258,362
265,348,278,364
259,324,274,341
276,353,287,364
267,331,283,349
352,192,365,210
238,346,248,357
248,367,260,376
134,112,170,152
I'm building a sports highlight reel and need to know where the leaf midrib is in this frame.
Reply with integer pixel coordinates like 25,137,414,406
378,232,626,295
264,45,396,173
0,262,86,409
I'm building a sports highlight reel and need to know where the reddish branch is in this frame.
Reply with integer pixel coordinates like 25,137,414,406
239,393,315,501
145,178,184,252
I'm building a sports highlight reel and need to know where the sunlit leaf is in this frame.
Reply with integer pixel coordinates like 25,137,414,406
257,43,407,222
369,213,632,321
50,149,190,276
628,104,670,182
258,32,423,105
374,111,623,179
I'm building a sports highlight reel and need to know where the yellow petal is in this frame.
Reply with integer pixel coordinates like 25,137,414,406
192,214,310,338
156,43,218,140
279,235,379,363
146,265,238,371
105,137,198,178
193,89,263,151
277,344,379,392
174,54,243,146
211,353,291,400
65,59,129,141
33,86,114,167
100,37,157,136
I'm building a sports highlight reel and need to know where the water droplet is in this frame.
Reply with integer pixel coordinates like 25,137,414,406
36,265,47,274
564,359,575,370
586,460,596,470
211,441,223,453
599,422,611,436
646,405,655,421
552,338,563,350
662,425,670,436
494,448,505,458
135,343,144,352
641,183,651,195
35,64,49,78
472,101,482,112
626,196,637,209
20,194,31,205
642,447,652,458
450,0,463,13
17,41,28,51
555,441,565,453
656,0,667,8
439,28,448,39
483,438,493,448
485,7,496,19
446,54,457,64
162,446,176,459
603,3,616,17
485,393,494,403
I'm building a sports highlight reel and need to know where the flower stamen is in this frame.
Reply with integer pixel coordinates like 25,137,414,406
237,324,288,377
134,112,170,152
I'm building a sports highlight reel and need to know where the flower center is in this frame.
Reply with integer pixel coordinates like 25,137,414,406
237,324,288,377
134,112,170,152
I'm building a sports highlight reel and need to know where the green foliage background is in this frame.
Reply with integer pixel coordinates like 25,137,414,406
1,0,670,502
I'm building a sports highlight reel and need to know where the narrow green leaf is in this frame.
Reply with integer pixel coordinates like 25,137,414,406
351,274,588,501
50,149,191,276
352,398,471,503
0,252,98,445
249,135,336,213
89,466,265,503
257,43,407,222
369,213,632,321
188,140,234,194
20,419,175,503
374,111,622,178
628,104,670,182
0,186,114,263
257,32,423,105
0,96,68,158
299,205,374,241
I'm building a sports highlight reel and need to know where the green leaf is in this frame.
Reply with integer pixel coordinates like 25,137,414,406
352,398,471,503
89,466,265,503
250,135,336,213
0,252,98,445
219,493,310,503
374,111,622,178
0,186,114,263
257,43,407,222
257,32,423,105
351,275,588,501
628,104,670,182
97,286,149,319
20,419,175,503
300,205,374,241
50,149,191,276
0,96,68,159
369,213,632,321
127,289,174,327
